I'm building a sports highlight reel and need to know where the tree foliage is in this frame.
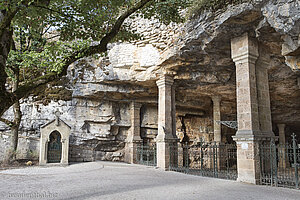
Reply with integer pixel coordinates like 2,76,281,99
0,0,190,117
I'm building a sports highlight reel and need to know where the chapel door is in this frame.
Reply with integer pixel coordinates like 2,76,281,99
47,131,62,163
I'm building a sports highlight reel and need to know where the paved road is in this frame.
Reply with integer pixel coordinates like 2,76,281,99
0,161,299,200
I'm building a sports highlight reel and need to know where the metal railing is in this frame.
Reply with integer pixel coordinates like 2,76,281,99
169,141,237,180
260,133,299,189
136,144,157,166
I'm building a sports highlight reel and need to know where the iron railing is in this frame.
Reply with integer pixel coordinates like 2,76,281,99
260,133,300,189
169,141,237,180
136,144,157,166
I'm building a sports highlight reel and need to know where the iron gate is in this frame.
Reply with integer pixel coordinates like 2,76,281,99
136,144,157,166
169,141,237,180
260,134,299,189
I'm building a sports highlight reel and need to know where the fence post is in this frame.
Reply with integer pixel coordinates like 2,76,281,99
168,144,173,171
140,145,144,163
213,142,216,178
185,142,189,173
226,145,229,180
271,139,278,187
154,144,157,166
292,133,299,189
200,140,203,176
269,140,274,186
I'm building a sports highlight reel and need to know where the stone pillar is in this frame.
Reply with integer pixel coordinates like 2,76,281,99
39,136,48,165
256,46,274,137
124,102,142,164
61,136,69,165
212,96,221,143
172,85,177,138
278,124,286,145
212,96,222,169
277,124,287,168
177,143,184,167
231,33,262,184
156,74,176,170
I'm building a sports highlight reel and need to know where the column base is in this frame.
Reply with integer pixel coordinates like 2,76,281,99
156,138,178,170
233,132,274,185
237,177,260,185
39,162,69,167
39,160,47,166
124,140,142,164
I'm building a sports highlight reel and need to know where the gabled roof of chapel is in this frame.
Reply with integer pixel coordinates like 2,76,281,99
40,118,71,129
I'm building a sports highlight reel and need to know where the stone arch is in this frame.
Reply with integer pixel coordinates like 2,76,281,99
47,131,62,163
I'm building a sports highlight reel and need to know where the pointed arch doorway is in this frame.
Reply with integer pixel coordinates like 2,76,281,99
47,131,62,163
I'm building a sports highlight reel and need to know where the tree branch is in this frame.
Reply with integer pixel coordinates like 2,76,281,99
32,5,75,20
0,0,35,38
59,0,154,75
0,0,154,116
0,10,17,38
0,117,13,126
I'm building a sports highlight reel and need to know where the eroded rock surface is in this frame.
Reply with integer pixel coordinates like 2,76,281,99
0,0,299,162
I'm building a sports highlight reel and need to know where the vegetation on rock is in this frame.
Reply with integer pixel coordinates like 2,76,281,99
187,0,252,17
0,0,189,117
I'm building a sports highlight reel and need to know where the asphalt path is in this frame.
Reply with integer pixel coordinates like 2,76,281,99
0,161,299,200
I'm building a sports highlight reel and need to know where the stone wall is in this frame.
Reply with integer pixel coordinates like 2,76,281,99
0,97,164,162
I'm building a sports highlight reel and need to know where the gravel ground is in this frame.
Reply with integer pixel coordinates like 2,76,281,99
0,161,299,200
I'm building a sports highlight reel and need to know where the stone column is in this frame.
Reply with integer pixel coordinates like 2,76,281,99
277,124,287,168
61,137,69,165
256,46,274,137
278,124,286,145
231,33,262,184
124,102,142,164
156,74,176,170
212,96,221,143
212,96,222,169
39,136,48,165
172,85,177,138
171,85,179,167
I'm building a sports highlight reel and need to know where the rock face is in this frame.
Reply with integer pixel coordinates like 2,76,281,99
0,0,299,162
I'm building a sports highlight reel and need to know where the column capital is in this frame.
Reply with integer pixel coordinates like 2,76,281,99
131,101,142,110
277,123,286,130
211,96,221,104
156,74,174,88
231,33,259,64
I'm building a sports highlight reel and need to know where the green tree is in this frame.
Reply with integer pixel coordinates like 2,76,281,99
0,0,189,163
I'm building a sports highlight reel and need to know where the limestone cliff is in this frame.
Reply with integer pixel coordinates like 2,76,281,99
0,0,299,162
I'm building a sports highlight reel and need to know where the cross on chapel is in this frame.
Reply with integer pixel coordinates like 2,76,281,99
54,109,62,126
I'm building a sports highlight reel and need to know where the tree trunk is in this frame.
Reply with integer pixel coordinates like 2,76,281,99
5,71,22,163
0,10,12,91
0,10,15,118
9,101,21,161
